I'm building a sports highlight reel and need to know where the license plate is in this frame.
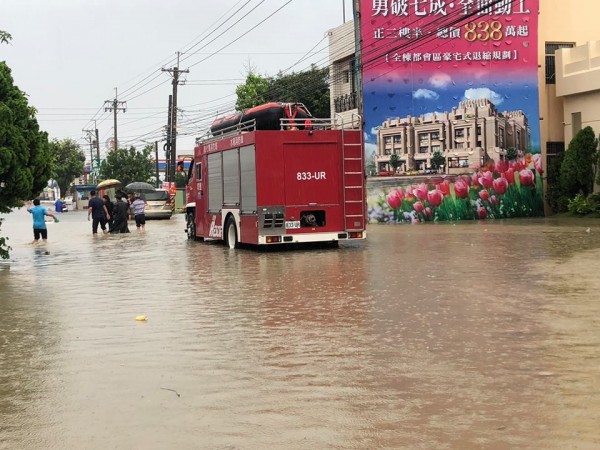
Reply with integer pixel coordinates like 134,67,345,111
285,221,300,229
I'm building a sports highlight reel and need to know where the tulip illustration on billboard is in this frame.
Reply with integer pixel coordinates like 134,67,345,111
372,153,544,223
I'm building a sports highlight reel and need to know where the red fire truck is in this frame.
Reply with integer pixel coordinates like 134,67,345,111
184,102,366,248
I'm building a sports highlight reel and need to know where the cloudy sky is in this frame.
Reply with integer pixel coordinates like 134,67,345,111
2,0,352,161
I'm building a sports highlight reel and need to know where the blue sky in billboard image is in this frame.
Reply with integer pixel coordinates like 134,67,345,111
363,77,541,153
2,0,352,160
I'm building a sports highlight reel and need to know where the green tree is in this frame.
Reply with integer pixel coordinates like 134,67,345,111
235,72,268,111
266,65,330,118
430,150,445,173
560,126,598,198
389,153,401,172
366,150,377,176
98,145,154,187
0,62,54,259
545,152,568,213
49,138,85,197
235,65,331,118
0,30,12,44
505,147,518,161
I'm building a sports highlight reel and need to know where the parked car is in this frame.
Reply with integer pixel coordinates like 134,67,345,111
141,189,173,219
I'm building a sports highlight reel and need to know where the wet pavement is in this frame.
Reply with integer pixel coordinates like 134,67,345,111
1,207,599,449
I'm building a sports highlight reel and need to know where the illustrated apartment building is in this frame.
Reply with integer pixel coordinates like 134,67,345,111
375,99,529,174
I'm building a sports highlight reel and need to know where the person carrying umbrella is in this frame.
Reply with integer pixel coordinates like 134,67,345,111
130,193,147,232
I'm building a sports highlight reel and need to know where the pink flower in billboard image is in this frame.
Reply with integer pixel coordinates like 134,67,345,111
454,178,470,199
412,183,428,201
438,180,451,197
505,168,515,184
511,160,527,172
472,172,480,187
386,188,404,209
479,171,493,188
519,169,535,187
478,190,490,201
532,153,544,174
490,195,499,204
413,201,424,213
492,176,508,195
495,160,509,174
424,207,432,219
427,189,444,207
477,207,487,219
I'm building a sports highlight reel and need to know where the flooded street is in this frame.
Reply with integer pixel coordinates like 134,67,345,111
1,208,599,449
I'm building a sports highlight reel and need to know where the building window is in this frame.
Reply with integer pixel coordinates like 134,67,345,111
431,145,441,153
384,136,392,144
546,141,565,170
455,129,464,138
477,126,482,135
448,157,469,168
572,112,582,134
545,42,575,84
393,135,402,144
419,146,429,154
342,70,350,84
430,132,440,140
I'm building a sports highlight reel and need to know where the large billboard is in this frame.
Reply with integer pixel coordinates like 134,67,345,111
359,0,544,222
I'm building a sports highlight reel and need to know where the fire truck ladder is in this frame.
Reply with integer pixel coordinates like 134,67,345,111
339,113,365,232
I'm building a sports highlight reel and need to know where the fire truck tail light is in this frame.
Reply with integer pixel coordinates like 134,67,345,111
266,236,282,243
348,232,363,239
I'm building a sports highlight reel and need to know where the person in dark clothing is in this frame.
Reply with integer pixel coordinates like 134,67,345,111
110,194,130,234
87,190,110,235
103,195,114,232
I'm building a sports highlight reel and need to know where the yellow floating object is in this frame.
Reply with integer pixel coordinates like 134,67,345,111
135,315,148,321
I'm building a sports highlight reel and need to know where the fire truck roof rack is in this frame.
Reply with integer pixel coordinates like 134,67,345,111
197,119,257,145
196,113,363,145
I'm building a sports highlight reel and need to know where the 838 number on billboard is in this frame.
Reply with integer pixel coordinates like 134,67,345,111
296,171,327,181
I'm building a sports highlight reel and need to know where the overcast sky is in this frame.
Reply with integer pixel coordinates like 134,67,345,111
2,0,352,161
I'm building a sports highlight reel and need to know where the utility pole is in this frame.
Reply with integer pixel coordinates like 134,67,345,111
104,88,126,152
162,52,188,183
165,95,173,182
154,141,159,188
82,128,96,184
95,127,100,166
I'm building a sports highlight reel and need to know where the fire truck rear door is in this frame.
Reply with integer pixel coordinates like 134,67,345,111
283,142,340,206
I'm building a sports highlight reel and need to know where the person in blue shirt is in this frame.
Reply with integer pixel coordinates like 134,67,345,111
27,199,58,244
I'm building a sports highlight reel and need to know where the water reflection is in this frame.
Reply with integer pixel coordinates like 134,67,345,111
1,208,599,449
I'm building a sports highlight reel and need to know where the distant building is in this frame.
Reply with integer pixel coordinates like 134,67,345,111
375,99,529,174
556,40,600,145
328,20,359,127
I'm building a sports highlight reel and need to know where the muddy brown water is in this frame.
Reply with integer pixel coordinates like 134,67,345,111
1,208,599,449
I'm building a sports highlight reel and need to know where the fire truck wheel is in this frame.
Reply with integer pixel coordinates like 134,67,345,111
225,217,238,249
186,213,196,240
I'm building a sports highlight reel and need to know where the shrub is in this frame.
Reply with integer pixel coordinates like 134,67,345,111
567,193,599,215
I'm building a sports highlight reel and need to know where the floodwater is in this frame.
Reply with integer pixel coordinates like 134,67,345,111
1,207,599,450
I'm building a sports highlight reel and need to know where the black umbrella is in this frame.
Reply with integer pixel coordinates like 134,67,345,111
125,182,156,193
